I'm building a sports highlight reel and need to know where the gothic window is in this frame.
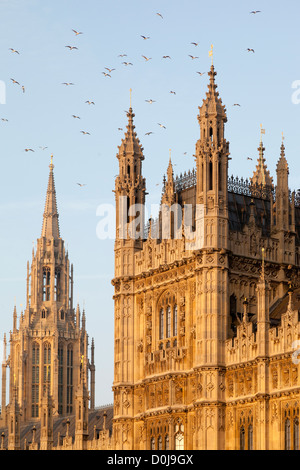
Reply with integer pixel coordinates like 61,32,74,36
43,267,51,301
209,161,213,191
285,418,291,450
209,127,213,143
219,161,222,191
67,345,73,414
41,308,46,319
54,268,61,301
173,305,178,336
159,309,164,340
294,419,299,451
43,343,51,384
32,343,40,418
60,309,64,321
165,434,169,450
158,435,162,450
166,306,171,338
240,426,246,450
175,422,184,450
150,437,155,450
248,425,253,451
58,346,63,415
157,293,178,347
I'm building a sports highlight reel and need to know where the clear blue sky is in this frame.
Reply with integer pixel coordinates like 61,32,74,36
0,0,299,406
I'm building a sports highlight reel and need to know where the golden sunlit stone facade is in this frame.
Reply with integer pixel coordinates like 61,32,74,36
111,66,300,451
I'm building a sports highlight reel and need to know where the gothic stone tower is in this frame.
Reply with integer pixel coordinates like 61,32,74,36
1,157,95,423
112,67,300,451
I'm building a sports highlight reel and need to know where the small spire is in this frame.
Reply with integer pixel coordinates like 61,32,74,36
41,155,60,239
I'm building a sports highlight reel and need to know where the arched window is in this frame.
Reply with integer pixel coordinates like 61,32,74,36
67,346,73,414
58,345,63,415
209,161,213,191
41,308,46,319
32,343,40,418
165,434,169,450
43,343,51,384
175,422,184,450
173,305,178,336
294,419,299,451
55,268,61,301
43,267,51,301
209,127,213,143
248,425,253,450
285,419,291,451
158,435,162,450
159,309,164,340
150,437,155,450
166,306,171,338
240,426,246,450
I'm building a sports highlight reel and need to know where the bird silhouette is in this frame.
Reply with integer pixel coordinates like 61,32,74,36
141,35,150,40
72,115,81,119
85,100,95,105
189,55,199,60
25,148,34,152
10,78,20,85
102,72,111,78
158,123,166,129
162,55,171,59
233,104,241,107
250,10,261,14
170,91,176,95
247,48,255,53
9,48,19,54
1,118,8,122
197,72,206,76
156,13,163,19
145,99,156,104
118,54,127,57
247,157,253,161
72,29,83,35
80,131,90,135
62,82,74,86
191,42,199,46
65,46,78,50
122,62,133,66
142,55,152,61
39,146,48,150
105,67,116,73
145,132,154,135
77,183,87,187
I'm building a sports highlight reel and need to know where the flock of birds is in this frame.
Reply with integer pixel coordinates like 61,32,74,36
2,9,263,187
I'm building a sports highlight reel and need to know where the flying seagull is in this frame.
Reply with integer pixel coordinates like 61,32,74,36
9,48,19,54
105,67,115,73
72,115,81,119
1,118,8,122
170,91,176,95
102,72,111,77
191,42,199,46
140,35,150,40
162,55,171,59
158,123,166,129
122,62,133,66
247,48,255,53
145,99,156,104
233,103,241,107
10,78,20,85
247,157,253,161
250,10,261,14
189,55,199,60
142,55,152,61
77,183,87,187
39,146,48,150
80,131,90,135
118,54,127,57
145,132,154,135
85,100,95,105
156,13,163,19
62,82,74,86
25,148,34,152
65,46,78,50
197,72,206,76
72,29,83,35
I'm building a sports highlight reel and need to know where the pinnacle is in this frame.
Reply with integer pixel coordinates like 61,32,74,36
41,159,60,239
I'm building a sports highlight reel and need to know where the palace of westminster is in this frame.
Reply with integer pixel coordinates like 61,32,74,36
0,65,300,451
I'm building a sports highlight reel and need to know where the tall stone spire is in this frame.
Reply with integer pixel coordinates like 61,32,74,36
41,155,60,240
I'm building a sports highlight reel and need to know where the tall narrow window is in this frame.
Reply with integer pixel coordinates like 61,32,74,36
67,346,73,414
210,127,213,142
32,343,40,418
43,268,51,301
43,343,51,384
209,161,213,191
166,306,171,338
175,423,184,450
219,161,222,191
55,268,61,301
248,425,253,450
240,426,246,450
158,436,162,450
58,346,63,415
159,309,164,340
151,437,155,450
165,434,169,450
173,305,178,336
285,419,291,450
294,419,299,451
